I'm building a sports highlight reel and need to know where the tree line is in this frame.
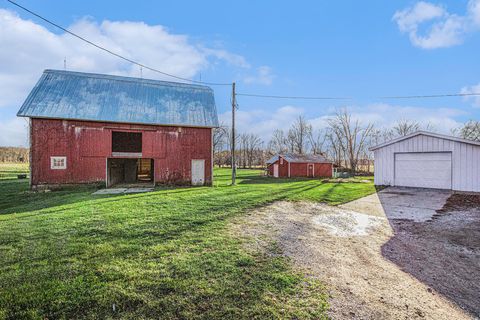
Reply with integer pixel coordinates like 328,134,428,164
214,109,480,174
0,147,29,163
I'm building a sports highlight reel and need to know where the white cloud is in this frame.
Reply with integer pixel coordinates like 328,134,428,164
222,103,465,142
461,83,480,107
469,0,480,25
201,47,250,68
219,105,303,138
349,103,465,133
0,9,218,109
0,117,29,147
243,66,274,85
393,0,480,49
0,9,257,146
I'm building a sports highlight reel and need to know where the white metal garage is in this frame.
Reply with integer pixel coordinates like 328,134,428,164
370,131,480,192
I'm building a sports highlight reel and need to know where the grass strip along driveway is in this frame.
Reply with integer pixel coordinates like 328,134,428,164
0,165,375,319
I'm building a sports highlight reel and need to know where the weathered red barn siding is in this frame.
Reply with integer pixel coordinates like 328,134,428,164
267,157,332,178
290,163,332,177
30,118,212,187
267,157,289,177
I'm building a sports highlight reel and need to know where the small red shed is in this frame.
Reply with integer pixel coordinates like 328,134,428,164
266,153,333,178
17,70,218,188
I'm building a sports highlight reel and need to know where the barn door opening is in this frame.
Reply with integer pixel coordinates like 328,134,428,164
107,158,154,187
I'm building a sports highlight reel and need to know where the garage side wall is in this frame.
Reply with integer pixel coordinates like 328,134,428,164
374,134,480,192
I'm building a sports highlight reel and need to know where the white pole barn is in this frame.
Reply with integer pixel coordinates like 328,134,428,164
370,131,480,192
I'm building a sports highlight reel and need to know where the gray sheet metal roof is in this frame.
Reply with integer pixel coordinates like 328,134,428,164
17,69,219,128
369,131,480,151
266,153,332,164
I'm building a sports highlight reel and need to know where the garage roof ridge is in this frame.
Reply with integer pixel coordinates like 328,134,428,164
369,130,480,151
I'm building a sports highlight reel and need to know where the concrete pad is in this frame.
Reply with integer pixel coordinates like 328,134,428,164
93,188,127,195
92,187,153,195
124,188,154,194
340,187,452,222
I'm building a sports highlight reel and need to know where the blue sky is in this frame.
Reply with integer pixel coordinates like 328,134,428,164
1,0,479,146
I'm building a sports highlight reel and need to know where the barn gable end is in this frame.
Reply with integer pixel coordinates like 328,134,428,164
18,70,218,188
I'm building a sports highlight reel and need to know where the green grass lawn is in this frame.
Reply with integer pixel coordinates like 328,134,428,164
0,164,376,319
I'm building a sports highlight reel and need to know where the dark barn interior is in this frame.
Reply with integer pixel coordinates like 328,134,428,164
107,158,154,187
112,131,142,153
107,131,154,187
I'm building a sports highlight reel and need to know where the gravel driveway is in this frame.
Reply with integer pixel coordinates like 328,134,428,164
232,188,480,319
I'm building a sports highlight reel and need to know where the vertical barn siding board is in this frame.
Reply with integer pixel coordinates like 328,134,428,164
466,145,472,191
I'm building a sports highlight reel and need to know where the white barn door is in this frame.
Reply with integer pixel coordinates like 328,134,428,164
191,159,205,186
273,164,279,178
394,152,452,189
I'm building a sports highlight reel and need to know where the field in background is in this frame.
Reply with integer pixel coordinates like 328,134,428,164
0,164,375,319
0,162,29,180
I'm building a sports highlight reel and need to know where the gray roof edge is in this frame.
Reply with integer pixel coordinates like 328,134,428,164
16,69,218,127
17,115,218,129
17,71,48,117
369,130,480,151
43,69,214,92
267,153,332,164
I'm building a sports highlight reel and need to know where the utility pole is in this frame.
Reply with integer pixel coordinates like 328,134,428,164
231,82,236,185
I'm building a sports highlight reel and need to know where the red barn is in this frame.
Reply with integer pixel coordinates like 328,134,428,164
17,70,218,188
266,153,333,178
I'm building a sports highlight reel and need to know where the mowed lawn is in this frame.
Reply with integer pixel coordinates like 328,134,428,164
0,163,375,319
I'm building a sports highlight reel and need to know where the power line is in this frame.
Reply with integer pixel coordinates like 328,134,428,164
8,1,480,99
236,92,480,101
7,0,231,86
378,93,480,99
236,93,352,100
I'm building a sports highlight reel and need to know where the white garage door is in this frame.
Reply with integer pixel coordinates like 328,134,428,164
394,152,452,189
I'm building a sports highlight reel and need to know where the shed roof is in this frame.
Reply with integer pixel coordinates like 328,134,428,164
369,131,480,151
266,153,332,164
17,69,219,128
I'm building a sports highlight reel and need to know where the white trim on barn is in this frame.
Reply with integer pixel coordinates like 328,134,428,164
371,131,480,192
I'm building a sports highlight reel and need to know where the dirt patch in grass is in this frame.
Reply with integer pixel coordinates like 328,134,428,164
234,201,472,319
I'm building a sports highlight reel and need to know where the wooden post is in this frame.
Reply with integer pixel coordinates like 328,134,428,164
231,82,236,185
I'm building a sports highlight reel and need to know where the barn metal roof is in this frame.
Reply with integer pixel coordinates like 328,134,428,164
369,131,480,151
17,69,219,128
266,153,332,164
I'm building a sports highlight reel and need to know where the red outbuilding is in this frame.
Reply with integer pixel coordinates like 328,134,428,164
17,70,218,188
266,153,333,178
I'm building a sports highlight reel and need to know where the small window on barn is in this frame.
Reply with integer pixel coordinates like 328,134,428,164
50,156,67,169
112,131,142,153
280,158,284,165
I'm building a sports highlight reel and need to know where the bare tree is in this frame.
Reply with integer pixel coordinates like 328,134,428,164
268,129,288,154
325,130,344,167
287,116,312,154
308,128,327,155
213,122,228,166
327,109,374,174
391,119,420,137
237,133,264,168
455,120,480,141
245,133,263,168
